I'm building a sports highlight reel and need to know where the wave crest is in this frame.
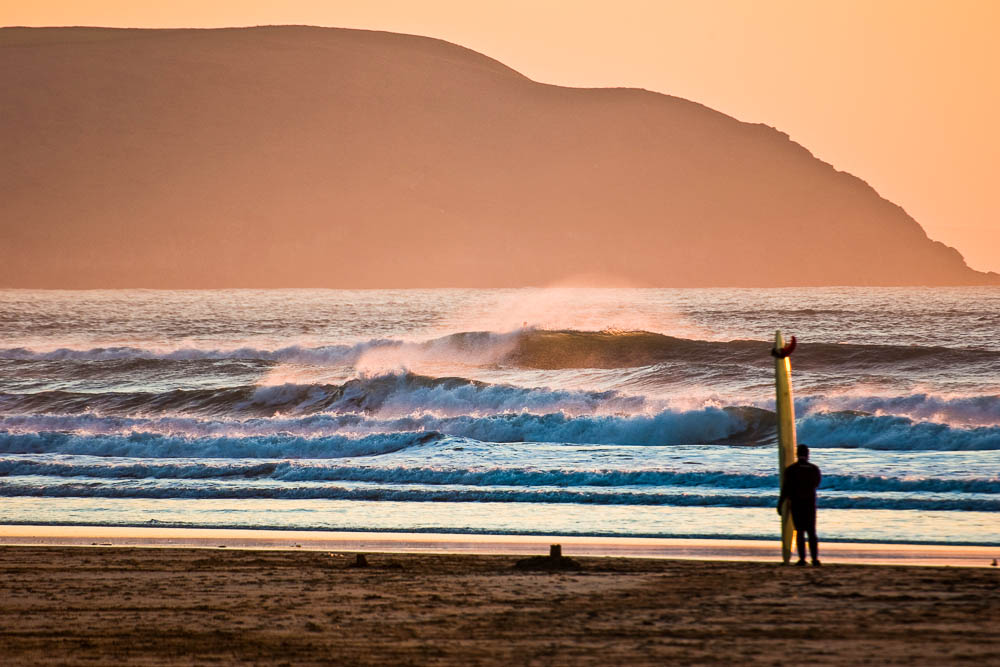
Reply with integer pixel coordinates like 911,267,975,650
0,431,439,459
4,328,998,371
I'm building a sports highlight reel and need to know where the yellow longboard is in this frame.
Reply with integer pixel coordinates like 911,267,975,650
773,330,797,563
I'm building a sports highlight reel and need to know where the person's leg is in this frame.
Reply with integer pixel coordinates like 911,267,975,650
791,507,808,563
803,509,819,564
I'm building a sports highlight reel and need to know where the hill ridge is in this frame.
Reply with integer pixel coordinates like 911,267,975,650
1,25,995,287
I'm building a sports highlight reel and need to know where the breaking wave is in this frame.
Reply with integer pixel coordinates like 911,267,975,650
0,431,440,459
0,373,648,418
2,385,999,450
0,405,774,452
4,328,998,370
799,413,1000,451
799,393,1000,428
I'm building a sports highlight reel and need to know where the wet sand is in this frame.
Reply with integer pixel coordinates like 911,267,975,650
2,524,998,567
2,544,998,665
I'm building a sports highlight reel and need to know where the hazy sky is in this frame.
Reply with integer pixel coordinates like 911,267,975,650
6,0,999,272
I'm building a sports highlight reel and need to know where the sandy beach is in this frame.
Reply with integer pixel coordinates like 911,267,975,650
2,537,998,665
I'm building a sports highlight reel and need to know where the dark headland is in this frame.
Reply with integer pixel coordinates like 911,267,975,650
2,26,996,288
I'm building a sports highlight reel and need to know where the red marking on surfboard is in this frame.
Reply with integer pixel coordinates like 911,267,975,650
771,336,796,359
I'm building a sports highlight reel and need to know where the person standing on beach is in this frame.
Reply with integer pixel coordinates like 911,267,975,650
778,444,822,566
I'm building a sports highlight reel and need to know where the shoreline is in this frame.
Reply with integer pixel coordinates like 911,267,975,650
2,524,997,568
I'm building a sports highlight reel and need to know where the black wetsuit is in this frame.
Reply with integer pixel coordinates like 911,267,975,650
779,459,822,562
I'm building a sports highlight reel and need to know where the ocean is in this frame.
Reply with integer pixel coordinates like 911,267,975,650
1,288,998,545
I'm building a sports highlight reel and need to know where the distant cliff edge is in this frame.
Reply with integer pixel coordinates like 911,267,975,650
2,26,996,287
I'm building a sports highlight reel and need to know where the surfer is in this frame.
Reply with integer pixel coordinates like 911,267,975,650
778,444,822,566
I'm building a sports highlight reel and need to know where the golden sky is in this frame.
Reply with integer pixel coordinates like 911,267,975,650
6,0,999,272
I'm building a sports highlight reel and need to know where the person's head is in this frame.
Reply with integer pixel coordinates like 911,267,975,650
797,444,810,460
